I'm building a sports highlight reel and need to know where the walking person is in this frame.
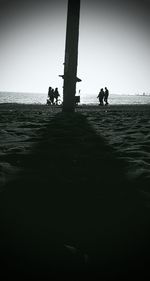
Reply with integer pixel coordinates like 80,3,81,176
47,87,52,105
50,88,55,104
47,87,54,105
104,87,109,105
48,87,52,100
97,88,104,106
54,88,60,105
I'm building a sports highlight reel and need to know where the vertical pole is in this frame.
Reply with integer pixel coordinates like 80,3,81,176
63,0,81,112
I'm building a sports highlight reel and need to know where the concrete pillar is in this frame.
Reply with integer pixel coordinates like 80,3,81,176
63,0,81,112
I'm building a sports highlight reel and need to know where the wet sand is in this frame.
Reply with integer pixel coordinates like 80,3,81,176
0,103,150,280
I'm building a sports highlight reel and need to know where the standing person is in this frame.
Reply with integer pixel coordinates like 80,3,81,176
54,88,60,105
104,87,109,105
48,87,52,99
97,88,104,106
47,87,52,105
50,88,55,104
47,87,54,105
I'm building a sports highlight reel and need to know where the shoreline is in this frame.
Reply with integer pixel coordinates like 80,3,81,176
0,102,150,108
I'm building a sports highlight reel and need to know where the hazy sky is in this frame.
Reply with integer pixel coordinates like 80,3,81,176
0,0,150,96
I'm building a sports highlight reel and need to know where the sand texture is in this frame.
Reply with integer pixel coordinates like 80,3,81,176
0,103,150,280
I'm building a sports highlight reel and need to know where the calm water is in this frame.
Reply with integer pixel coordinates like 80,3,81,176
0,91,150,105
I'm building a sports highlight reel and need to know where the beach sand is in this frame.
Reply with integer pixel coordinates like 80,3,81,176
0,103,150,280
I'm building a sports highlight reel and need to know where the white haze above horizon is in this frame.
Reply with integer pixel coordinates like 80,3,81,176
0,0,150,97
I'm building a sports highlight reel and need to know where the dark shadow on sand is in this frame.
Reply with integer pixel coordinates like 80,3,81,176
0,112,150,280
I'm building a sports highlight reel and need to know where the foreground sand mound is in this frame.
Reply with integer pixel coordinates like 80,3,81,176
0,104,150,280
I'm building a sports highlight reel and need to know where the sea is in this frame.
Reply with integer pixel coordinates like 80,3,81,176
0,91,150,105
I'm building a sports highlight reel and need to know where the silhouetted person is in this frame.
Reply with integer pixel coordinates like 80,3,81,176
104,87,109,105
48,87,52,98
97,88,104,106
54,88,60,105
50,89,55,104
47,87,52,105
47,87,55,105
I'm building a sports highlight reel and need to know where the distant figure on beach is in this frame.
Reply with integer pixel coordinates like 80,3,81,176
54,88,60,105
50,89,55,104
47,87,54,105
104,87,109,105
48,87,52,99
97,88,104,106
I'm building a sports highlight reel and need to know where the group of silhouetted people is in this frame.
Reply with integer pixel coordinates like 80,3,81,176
47,87,60,105
97,87,109,106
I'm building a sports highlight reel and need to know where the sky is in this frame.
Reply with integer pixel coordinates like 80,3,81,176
0,0,150,97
